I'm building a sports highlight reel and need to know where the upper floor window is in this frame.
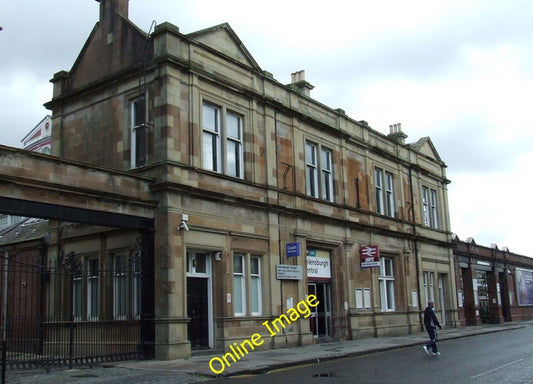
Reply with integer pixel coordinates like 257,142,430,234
375,168,395,217
202,102,243,179
321,148,334,202
131,95,147,168
306,141,334,202
422,186,439,229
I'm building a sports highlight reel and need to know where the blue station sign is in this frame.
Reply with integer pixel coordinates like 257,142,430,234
286,242,300,258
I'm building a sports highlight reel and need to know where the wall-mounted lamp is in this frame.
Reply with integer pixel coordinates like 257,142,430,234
215,251,222,261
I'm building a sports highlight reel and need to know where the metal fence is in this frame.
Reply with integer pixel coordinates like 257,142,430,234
1,249,149,372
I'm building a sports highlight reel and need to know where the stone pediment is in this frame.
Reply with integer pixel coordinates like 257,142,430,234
187,23,261,71
410,136,444,164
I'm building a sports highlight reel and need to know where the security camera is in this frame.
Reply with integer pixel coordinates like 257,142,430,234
178,221,189,231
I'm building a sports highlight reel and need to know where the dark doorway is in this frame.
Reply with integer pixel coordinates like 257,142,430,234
308,282,332,338
499,272,511,322
476,270,489,323
187,277,209,349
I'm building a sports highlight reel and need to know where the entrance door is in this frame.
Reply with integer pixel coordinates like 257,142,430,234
186,251,212,349
308,282,332,338
187,277,208,349
476,270,489,323
438,274,446,325
498,272,510,321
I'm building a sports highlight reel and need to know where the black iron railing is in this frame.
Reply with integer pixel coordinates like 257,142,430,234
1,251,149,373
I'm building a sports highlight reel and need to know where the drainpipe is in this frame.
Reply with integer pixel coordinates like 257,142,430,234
274,110,288,347
1,251,8,384
408,166,422,327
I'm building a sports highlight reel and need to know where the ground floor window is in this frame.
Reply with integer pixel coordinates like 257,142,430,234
379,257,395,311
424,271,435,304
233,253,262,316
113,251,143,320
67,250,142,322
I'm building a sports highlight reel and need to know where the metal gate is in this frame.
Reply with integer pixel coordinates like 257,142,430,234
1,247,151,371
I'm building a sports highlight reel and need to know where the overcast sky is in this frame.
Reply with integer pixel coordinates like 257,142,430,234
1,0,532,256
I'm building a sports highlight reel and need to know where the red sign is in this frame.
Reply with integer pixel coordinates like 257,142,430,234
360,245,380,268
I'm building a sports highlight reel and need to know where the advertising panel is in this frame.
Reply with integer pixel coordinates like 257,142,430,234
516,268,533,306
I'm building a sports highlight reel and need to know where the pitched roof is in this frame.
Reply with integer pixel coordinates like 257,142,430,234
0,218,49,246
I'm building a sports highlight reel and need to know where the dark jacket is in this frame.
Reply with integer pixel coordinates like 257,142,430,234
424,306,441,330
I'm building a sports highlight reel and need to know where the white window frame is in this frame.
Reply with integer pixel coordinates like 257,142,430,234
306,141,334,202
233,253,263,317
430,189,439,229
375,168,384,214
379,257,395,312
422,186,439,229
202,102,244,179
226,111,243,178
321,148,334,202
385,171,395,217
423,271,435,304
202,103,221,173
250,256,262,316
306,142,318,198
233,253,246,317
375,168,395,217
422,186,430,226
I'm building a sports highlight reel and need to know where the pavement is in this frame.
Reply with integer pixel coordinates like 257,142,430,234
117,320,530,377
5,320,531,383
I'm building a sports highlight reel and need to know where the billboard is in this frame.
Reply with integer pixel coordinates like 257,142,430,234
516,268,533,306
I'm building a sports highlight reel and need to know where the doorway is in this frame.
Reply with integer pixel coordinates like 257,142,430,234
308,282,332,338
498,272,511,321
476,270,489,323
186,251,212,349
438,274,446,325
